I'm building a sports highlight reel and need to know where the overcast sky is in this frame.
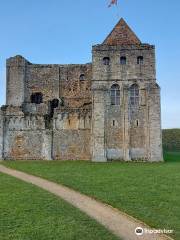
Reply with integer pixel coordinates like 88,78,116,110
0,0,179,129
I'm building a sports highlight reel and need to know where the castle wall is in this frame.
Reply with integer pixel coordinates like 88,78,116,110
52,110,91,160
3,55,93,161
26,65,60,103
2,19,163,162
6,56,27,106
6,55,92,108
148,83,163,161
59,64,92,108
4,130,51,160
106,105,124,160
2,109,52,160
2,106,91,161
92,45,156,82
92,44,162,161
105,85,130,161
0,111,4,159
25,63,92,107
53,130,91,160
91,88,107,161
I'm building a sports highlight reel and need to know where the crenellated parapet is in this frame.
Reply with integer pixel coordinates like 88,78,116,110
53,109,92,131
5,115,45,131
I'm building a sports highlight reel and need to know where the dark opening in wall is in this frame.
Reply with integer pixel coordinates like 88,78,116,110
50,99,59,117
136,120,139,127
31,92,43,104
51,99,59,109
79,74,85,81
137,56,143,65
103,57,110,65
120,56,126,65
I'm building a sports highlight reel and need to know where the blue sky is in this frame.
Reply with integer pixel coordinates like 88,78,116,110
0,0,179,128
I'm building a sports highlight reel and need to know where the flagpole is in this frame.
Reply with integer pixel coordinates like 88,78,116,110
108,0,120,19
116,1,120,19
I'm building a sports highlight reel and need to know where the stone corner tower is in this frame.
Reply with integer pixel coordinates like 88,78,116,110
91,18,163,162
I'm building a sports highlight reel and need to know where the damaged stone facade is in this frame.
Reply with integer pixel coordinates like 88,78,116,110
0,18,163,161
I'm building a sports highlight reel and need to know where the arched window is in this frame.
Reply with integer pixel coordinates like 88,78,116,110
129,84,139,106
110,84,120,105
79,74,85,81
120,56,126,65
137,56,143,65
103,57,110,65
31,92,43,104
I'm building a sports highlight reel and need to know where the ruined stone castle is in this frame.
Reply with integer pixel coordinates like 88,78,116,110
0,18,163,161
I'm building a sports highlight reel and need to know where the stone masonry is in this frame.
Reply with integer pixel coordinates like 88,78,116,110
0,18,163,161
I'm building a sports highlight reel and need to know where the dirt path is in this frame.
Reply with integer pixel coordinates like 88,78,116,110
0,165,173,240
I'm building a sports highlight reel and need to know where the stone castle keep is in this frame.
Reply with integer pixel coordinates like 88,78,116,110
0,18,163,161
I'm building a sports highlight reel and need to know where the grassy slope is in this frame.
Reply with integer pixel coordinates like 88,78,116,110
0,173,119,240
2,152,180,239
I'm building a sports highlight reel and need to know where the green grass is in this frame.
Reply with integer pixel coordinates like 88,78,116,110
2,152,180,239
0,173,119,240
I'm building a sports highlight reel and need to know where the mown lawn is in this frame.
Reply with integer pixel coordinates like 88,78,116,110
0,173,119,240
2,152,180,239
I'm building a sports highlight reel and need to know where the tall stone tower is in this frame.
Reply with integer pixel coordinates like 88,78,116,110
91,18,163,162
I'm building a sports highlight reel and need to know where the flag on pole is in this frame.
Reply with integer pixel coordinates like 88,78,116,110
108,0,118,7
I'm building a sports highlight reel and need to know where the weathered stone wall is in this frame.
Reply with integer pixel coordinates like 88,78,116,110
92,45,156,81
2,18,163,162
1,105,91,160
26,65,60,103
53,130,91,160
53,109,91,160
148,83,163,161
4,56,92,161
0,110,4,159
92,43,162,161
6,55,28,106
60,64,92,108
2,106,51,160
25,62,92,108
91,88,107,161
6,55,92,107
4,130,51,160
